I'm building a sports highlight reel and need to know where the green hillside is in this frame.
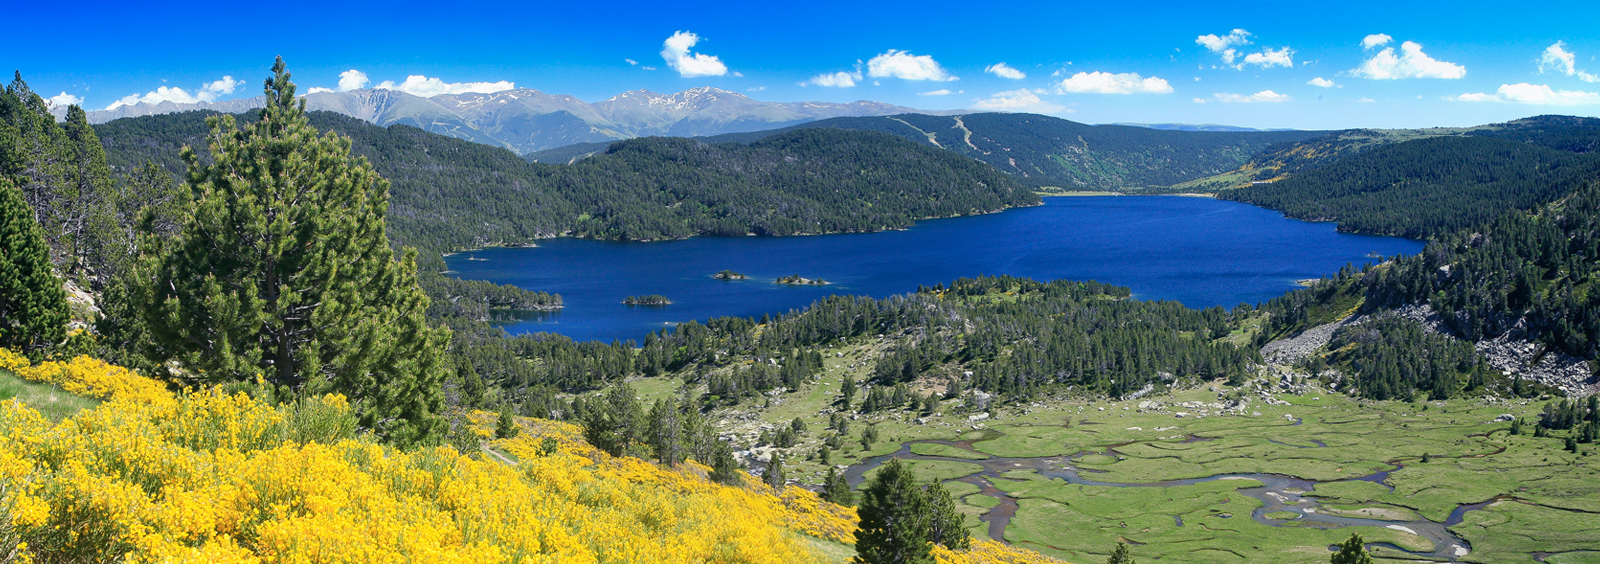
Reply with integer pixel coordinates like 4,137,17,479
1218,135,1600,238
528,113,1325,191
96,111,1038,262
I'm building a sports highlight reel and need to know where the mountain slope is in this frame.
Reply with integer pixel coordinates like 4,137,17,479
1219,136,1600,238
529,113,1325,191
1181,115,1600,191
94,110,1037,261
73,87,956,154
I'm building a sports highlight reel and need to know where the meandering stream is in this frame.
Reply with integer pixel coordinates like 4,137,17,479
844,437,1488,561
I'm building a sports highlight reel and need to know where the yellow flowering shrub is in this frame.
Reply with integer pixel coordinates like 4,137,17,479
935,539,1071,564
0,350,1064,564
0,349,172,408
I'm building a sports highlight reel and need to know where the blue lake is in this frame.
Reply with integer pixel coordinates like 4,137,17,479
444,196,1425,343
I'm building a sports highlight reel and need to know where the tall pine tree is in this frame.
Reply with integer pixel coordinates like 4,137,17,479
142,58,449,446
854,459,932,564
0,177,68,357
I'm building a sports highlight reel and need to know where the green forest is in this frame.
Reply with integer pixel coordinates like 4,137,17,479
96,109,1039,264
531,112,1323,191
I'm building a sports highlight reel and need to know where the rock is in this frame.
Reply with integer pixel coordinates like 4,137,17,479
968,413,990,422
1175,412,1189,418
1494,414,1514,422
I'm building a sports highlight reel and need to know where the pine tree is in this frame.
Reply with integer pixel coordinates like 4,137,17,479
709,441,742,485
0,177,68,357
925,479,970,550
648,398,684,466
764,453,786,489
140,58,449,446
58,105,121,284
1331,533,1374,564
822,467,854,506
854,459,932,564
495,405,519,439
1106,541,1136,564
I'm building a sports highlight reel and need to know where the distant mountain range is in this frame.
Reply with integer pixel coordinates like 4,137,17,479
67,87,960,154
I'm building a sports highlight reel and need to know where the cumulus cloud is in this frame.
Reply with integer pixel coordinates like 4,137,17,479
1056,71,1172,94
337,70,369,91
867,50,957,81
625,58,639,66
1193,98,1207,104
985,62,1026,80
1351,40,1465,79
47,92,83,108
1242,47,1294,69
1197,29,1293,69
1454,83,1600,105
1308,77,1336,88
375,75,516,97
1540,42,1600,83
203,76,239,95
1196,29,1252,64
918,89,953,96
106,74,244,110
308,70,372,95
1362,34,1393,50
971,89,1065,113
660,31,728,78
805,68,863,88
1214,90,1292,103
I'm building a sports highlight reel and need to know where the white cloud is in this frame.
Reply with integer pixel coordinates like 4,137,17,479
1215,90,1292,103
1351,40,1465,79
985,62,1026,80
1540,42,1600,83
1362,34,1393,50
1454,83,1600,105
1358,97,1377,103
337,70,369,91
106,74,242,110
1193,98,1207,104
203,76,239,95
1056,71,1173,94
1308,77,1336,88
1242,47,1294,69
918,89,953,96
866,50,957,81
47,92,83,108
1196,29,1252,64
748,86,766,92
375,75,516,97
660,31,728,78
971,89,1066,113
625,58,639,66
805,68,862,88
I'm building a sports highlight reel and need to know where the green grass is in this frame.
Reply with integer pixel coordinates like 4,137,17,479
0,368,98,421
909,442,990,460
640,333,1597,563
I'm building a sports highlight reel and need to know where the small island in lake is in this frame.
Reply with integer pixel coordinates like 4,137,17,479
775,274,829,285
712,269,747,280
623,294,672,305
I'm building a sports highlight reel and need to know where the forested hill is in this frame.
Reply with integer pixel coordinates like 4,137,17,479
1185,115,1600,192
95,110,1038,262
1218,136,1600,239
526,113,1325,191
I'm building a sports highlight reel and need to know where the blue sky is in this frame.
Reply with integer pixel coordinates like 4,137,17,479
11,0,1600,129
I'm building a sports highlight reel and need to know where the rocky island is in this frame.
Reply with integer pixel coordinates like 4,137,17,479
713,269,747,280
775,274,829,285
622,294,672,305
